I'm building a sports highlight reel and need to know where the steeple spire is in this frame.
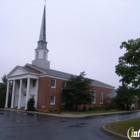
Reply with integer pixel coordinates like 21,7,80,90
37,5,48,50
32,3,50,69
39,5,46,41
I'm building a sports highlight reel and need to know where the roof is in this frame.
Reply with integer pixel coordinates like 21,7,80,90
106,90,117,99
23,64,115,89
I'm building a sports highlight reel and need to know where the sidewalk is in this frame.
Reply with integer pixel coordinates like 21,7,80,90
0,108,139,118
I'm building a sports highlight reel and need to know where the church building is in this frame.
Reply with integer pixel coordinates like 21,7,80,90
5,4,116,110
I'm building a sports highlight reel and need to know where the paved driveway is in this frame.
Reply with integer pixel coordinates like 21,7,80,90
0,110,140,140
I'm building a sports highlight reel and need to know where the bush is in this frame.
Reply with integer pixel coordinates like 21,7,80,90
60,106,65,111
27,98,36,111
49,108,57,113
43,110,50,113
88,107,93,111
92,106,98,111
82,105,87,111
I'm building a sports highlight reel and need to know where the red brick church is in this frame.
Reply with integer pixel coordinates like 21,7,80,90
5,4,116,110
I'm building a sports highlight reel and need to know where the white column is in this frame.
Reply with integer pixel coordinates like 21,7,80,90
35,79,39,108
10,80,15,108
17,79,22,109
5,80,10,108
25,78,30,110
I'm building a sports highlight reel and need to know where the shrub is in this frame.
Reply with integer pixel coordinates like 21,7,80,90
88,107,93,111
57,109,61,114
60,106,65,111
49,108,57,113
82,105,87,111
92,106,98,111
27,98,36,111
44,110,50,113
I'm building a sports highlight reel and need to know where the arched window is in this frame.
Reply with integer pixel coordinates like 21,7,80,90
100,90,103,104
92,89,96,104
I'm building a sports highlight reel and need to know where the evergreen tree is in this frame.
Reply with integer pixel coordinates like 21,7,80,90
62,72,93,110
27,98,36,111
114,84,133,110
0,75,7,108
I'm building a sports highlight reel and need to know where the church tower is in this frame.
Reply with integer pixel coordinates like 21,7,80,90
32,4,50,69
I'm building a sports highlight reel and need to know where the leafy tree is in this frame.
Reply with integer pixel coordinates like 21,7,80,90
27,98,36,111
115,38,140,88
114,84,133,110
62,72,93,110
0,75,7,108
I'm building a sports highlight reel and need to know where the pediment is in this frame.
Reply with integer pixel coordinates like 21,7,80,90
8,66,28,77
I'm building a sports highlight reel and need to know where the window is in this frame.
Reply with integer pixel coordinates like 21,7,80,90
36,51,39,59
50,96,55,105
51,79,56,88
43,52,46,60
62,81,66,88
91,89,96,104
100,91,103,104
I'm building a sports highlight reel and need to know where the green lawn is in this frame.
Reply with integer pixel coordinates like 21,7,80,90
105,117,140,140
62,109,127,115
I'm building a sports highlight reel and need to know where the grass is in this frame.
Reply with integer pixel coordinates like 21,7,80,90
62,109,127,115
105,117,140,139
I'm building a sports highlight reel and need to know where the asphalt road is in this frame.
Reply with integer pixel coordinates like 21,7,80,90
0,110,140,140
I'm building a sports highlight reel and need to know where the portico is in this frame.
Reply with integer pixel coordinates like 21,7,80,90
5,66,40,110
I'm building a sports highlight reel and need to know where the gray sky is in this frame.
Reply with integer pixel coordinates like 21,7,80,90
1,0,140,88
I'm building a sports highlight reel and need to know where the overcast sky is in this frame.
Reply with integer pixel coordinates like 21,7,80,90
0,0,140,88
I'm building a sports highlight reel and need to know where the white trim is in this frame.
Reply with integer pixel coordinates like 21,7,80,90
50,96,55,105
90,84,114,89
5,80,10,108
24,63,45,74
99,90,103,104
51,79,56,88
11,80,15,108
7,66,28,77
18,79,22,109
62,81,66,88
25,78,30,110
91,89,96,104
39,75,68,81
35,79,39,108
8,74,39,81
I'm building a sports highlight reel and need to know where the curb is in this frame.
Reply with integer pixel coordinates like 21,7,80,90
102,120,140,140
0,108,140,118
102,124,128,140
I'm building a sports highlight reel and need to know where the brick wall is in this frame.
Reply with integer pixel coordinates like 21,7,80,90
37,76,66,110
37,76,114,110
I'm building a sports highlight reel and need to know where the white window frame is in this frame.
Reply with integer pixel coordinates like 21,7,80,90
62,81,66,88
92,89,96,104
100,90,103,104
50,96,55,105
51,79,56,88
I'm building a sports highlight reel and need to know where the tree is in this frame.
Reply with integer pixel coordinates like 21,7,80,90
27,98,36,111
0,75,7,108
62,72,93,110
115,38,140,88
114,84,133,110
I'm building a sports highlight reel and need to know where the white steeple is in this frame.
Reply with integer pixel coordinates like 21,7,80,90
32,4,50,69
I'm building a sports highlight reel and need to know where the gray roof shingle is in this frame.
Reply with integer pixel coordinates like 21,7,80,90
24,64,114,89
